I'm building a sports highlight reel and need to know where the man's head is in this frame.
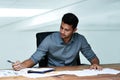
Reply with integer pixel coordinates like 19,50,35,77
62,13,79,30
60,13,79,42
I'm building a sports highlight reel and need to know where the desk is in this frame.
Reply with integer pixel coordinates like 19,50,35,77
0,63,120,80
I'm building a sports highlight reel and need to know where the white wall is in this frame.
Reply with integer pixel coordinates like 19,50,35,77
0,26,120,69
0,0,120,69
0,31,36,69
79,30,120,64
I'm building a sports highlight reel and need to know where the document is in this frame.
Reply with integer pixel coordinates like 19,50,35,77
0,70,19,77
55,68,120,76
0,68,55,78
0,68,120,78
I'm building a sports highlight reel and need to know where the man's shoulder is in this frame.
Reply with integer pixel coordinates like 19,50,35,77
46,31,60,40
74,32,85,38
49,32,59,37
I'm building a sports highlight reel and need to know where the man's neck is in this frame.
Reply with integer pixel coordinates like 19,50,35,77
63,37,71,44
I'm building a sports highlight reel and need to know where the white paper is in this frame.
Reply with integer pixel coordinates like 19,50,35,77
62,68,120,76
0,70,20,77
0,68,120,78
0,68,55,78
19,68,120,78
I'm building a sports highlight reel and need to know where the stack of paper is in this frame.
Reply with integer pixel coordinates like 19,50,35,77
55,68,120,77
0,68,55,78
0,70,20,77
0,68,120,78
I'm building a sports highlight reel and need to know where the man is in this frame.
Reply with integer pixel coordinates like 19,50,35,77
12,13,102,71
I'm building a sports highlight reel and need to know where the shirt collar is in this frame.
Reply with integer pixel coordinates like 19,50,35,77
59,33,74,45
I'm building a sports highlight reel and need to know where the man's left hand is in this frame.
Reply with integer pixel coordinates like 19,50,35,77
89,64,102,70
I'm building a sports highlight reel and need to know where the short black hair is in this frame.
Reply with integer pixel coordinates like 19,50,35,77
62,13,79,29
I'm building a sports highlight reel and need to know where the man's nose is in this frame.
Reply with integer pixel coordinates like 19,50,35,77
61,29,65,34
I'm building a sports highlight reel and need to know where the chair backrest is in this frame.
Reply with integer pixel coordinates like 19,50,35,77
36,31,81,67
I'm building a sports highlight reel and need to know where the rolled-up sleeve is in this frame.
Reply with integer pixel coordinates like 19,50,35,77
30,37,49,64
80,36,97,62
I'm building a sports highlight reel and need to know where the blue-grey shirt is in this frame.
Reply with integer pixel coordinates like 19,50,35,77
30,32,97,66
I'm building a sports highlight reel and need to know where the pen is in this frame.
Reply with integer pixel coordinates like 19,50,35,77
7,60,14,64
28,69,55,74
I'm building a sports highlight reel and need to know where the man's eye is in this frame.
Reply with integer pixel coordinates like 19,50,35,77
65,29,69,31
60,27,63,29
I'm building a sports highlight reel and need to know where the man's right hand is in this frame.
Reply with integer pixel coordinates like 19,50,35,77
12,61,25,71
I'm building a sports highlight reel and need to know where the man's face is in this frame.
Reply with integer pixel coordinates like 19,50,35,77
60,22,76,39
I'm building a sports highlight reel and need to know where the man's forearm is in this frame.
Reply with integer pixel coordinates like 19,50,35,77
89,57,102,70
21,59,35,68
91,57,100,65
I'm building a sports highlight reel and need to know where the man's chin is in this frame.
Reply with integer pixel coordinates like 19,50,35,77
60,34,64,37
61,35,66,38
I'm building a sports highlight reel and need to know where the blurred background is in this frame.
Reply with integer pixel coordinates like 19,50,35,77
0,0,120,69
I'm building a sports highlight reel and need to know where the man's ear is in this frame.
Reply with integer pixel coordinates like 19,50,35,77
73,28,77,33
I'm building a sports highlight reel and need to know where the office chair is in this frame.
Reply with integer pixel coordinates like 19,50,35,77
36,31,81,67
